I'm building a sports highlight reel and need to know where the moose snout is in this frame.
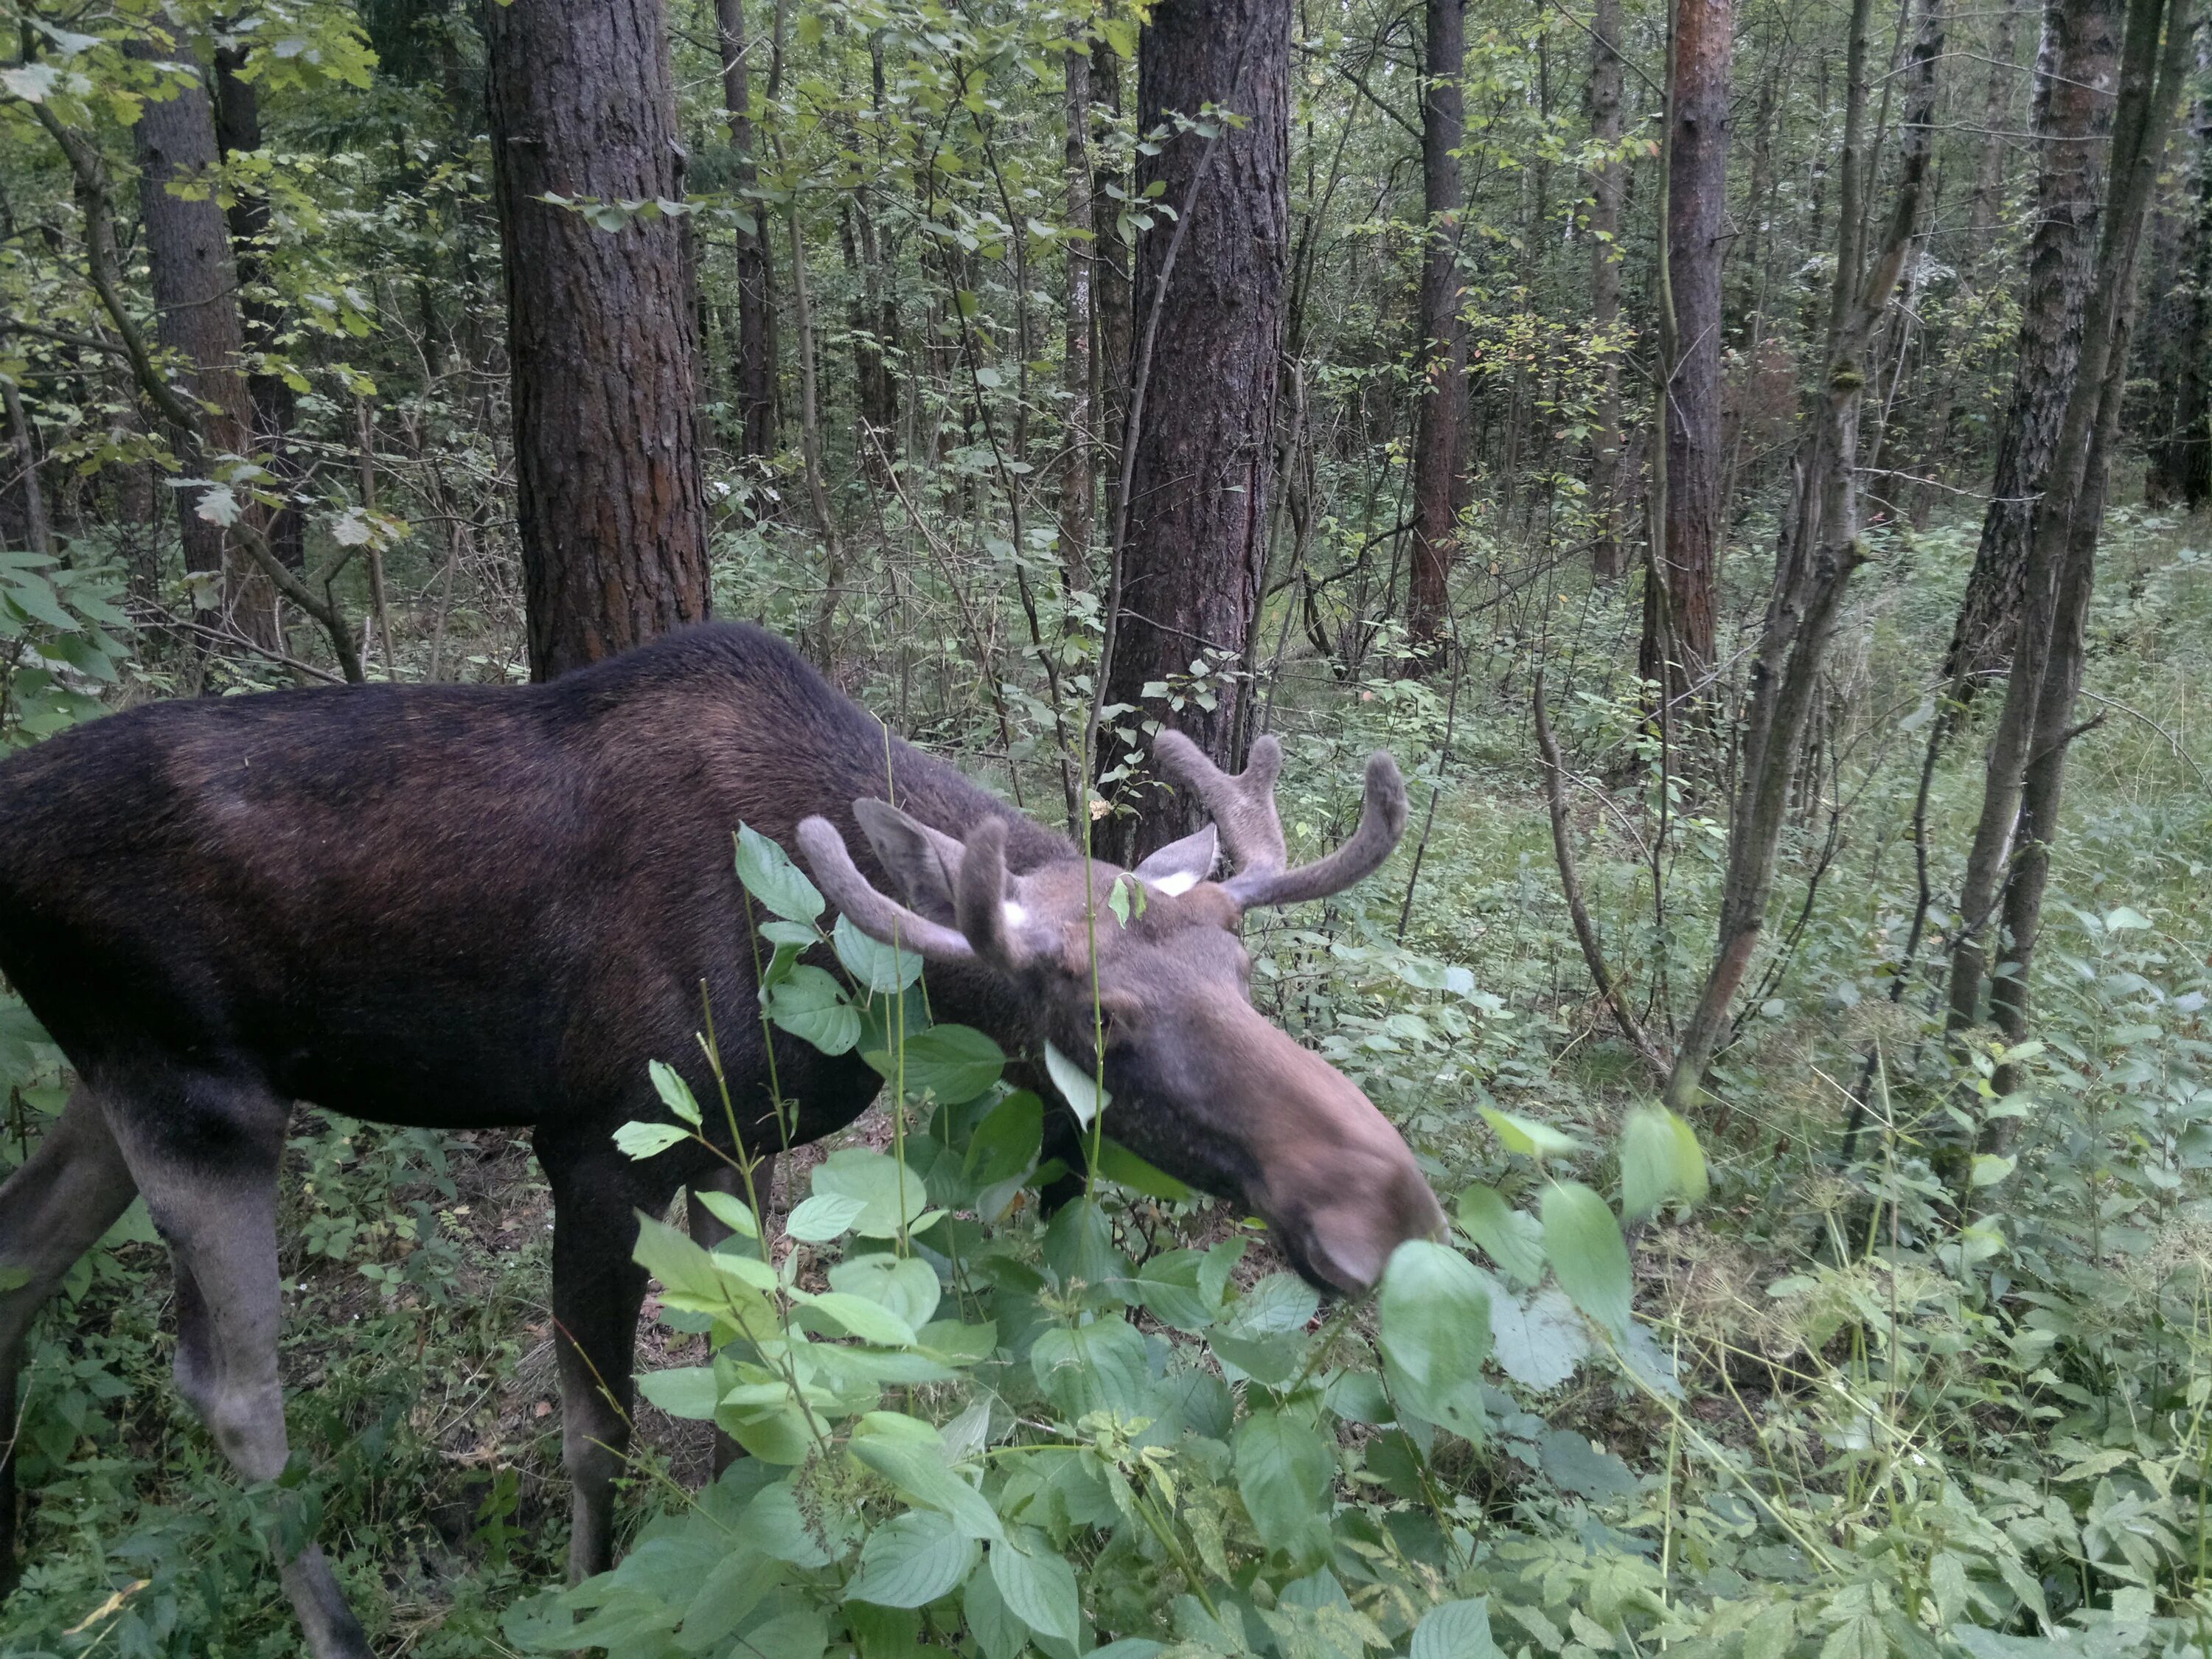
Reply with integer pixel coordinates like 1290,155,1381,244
1276,1150,1448,1297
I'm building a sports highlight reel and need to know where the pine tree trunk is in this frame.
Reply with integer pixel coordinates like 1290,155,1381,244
1060,49,1096,585
1942,0,2121,695
715,0,779,467
484,0,711,681
210,45,305,573
1096,0,1290,864
1587,0,1627,578
131,40,280,652
1408,0,1467,647
2146,71,2211,505
1643,0,1733,716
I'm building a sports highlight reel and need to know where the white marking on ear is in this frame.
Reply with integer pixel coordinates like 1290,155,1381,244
1002,900,1030,930
1148,870,1200,897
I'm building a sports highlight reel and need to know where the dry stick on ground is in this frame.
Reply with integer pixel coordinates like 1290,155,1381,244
32,103,365,684
1533,668,1672,1081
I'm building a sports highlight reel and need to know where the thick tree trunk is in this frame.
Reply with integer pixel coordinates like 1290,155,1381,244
131,40,280,653
715,0,779,467
1061,48,1096,583
1096,0,1290,864
484,0,711,681
1941,0,2120,695
2146,75,2211,506
1664,0,1944,1114
1587,0,1627,578
1408,0,1467,648
210,45,305,574
1642,0,1733,719
1947,0,2190,1044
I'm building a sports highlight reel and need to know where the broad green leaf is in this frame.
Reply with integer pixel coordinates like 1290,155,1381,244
2104,905,2152,931
1234,1409,1333,1553
676,1545,775,1648
850,1428,1004,1542
831,1253,942,1330
637,1365,720,1420
799,1289,919,1348
1619,1105,1707,1219
870,1023,1004,1102
1135,1249,1219,1332
1377,1239,1491,1441
1030,1317,1150,1419
1541,1180,1632,1338
1970,1153,2016,1187
737,823,824,923
1479,1106,1585,1160
785,1192,869,1242
694,1187,761,1239
844,1510,978,1608
813,1148,932,1238
1093,1136,1196,1200
1456,1184,1545,1285
989,1531,1080,1644
1043,1039,1108,1127
1486,1286,1590,1392
967,1091,1044,1187
835,911,925,992
964,1557,1029,1659
613,1120,689,1160
1411,1597,1504,1659
650,1060,703,1125
768,965,862,1056
1043,1196,1130,1295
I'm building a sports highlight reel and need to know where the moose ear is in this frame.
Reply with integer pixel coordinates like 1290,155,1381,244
1132,823,1218,897
852,799,968,926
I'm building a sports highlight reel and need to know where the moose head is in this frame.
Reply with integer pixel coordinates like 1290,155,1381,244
798,732,1447,1295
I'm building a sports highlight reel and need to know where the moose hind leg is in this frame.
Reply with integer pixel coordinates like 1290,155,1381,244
0,1088,138,1599
109,1077,372,1659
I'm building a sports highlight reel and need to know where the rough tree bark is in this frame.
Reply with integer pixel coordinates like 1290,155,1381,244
1095,0,1290,865
1641,0,1733,718
1663,0,1944,1115
210,43,303,573
484,0,711,681
1941,0,2121,695
1060,47,1096,583
1586,0,1628,578
2146,69,2211,507
131,38,279,652
1947,0,2191,1057
714,0,779,467
1408,0,1467,649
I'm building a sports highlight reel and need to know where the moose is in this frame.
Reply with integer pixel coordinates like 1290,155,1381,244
0,622,1444,1657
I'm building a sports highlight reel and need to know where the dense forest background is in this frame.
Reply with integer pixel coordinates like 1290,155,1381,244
3,0,2212,1650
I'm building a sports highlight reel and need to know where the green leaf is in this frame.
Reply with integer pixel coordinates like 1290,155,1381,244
967,1091,1043,1187
1411,1597,1503,1659
2104,905,2152,931
844,1510,979,1608
695,1188,761,1239
1135,1249,1219,1332
964,1558,1029,1659
835,911,925,992
1541,1180,1632,1339
1619,1106,1706,1219
636,1365,720,1419
1043,1039,1108,1127
1377,1240,1492,1441
1030,1317,1150,1419
851,1428,1004,1543
1093,1137,1194,1201
613,1120,689,1159
1478,1106,1585,1160
1486,1286,1590,1392
785,1192,869,1242
830,1254,942,1331
1043,1196,1130,1295
1970,1153,2016,1187
768,966,862,1056
1234,1409,1333,1553
813,1149,932,1238
869,1023,1004,1103
989,1531,1080,1644
800,1290,919,1348
1456,1185,1545,1285
737,823,824,923
650,1060,703,1125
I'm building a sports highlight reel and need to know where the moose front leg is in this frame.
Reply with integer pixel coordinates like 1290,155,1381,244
108,1077,371,1659
541,1144,678,1582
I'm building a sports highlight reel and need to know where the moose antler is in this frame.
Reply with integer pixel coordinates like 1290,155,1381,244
1152,731,1408,911
796,809,1040,968
796,815,975,961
